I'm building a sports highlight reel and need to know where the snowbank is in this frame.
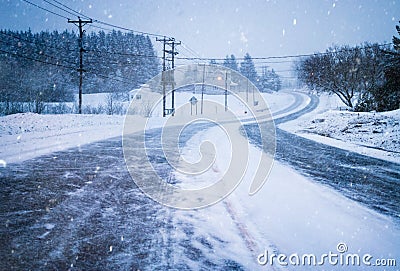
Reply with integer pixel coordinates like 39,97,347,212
0,113,125,164
303,110,400,152
280,94,400,163
0,112,123,136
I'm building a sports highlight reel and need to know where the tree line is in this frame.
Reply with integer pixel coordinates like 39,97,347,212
295,23,400,112
0,29,160,115
211,53,282,92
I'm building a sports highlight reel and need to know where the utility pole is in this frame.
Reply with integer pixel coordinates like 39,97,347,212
156,36,169,117
68,17,92,114
169,39,180,116
156,37,180,117
201,64,205,114
246,79,249,102
225,71,228,111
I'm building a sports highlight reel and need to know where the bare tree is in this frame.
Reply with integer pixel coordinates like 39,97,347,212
296,44,386,109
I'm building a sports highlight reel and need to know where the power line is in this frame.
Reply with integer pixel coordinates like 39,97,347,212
42,0,80,19
86,48,161,59
0,48,136,86
176,43,205,66
50,0,168,38
0,30,142,84
0,37,77,66
87,23,116,33
0,27,162,61
89,72,134,85
20,0,393,66
86,60,157,68
1,38,147,91
49,0,91,19
20,0,172,39
0,48,76,70
0,46,343,94
20,0,69,19
255,67,296,73
180,41,202,59
15,0,394,88
252,60,295,64
1,28,153,88
0,31,76,53
176,43,393,62
88,20,160,38
92,20,169,39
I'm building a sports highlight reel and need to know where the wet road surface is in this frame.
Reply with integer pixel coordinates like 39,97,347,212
1,128,247,270
244,94,400,222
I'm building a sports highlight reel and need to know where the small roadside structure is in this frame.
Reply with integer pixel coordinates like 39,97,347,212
129,84,151,101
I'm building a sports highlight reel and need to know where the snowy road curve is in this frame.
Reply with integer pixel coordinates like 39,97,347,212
1,91,399,270
245,94,400,221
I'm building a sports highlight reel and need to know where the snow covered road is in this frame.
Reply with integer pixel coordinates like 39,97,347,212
245,94,400,220
1,90,399,270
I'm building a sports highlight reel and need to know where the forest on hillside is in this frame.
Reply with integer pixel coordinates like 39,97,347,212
0,29,160,114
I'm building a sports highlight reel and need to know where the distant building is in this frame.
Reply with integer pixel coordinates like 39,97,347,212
129,84,150,101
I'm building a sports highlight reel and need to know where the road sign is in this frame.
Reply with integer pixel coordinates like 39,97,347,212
190,96,198,105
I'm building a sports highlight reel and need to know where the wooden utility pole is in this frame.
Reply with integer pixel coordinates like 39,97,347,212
156,37,180,117
201,64,205,114
169,40,180,116
68,17,92,114
225,71,228,111
156,37,169,117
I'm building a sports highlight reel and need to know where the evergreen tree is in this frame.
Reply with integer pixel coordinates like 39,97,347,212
258,66,282,92
375,22,400,111
393,22,400,51
358,23,400,111
239,53,258,84
222,54,238,71
0,29,160,114
270,69,282,91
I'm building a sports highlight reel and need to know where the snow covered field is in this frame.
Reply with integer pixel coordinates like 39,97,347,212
0,113,125,164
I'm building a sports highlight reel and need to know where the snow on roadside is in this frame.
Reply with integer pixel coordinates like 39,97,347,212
0,112,123,136
280,93,400,163
301,110,400,153
0,113,125,164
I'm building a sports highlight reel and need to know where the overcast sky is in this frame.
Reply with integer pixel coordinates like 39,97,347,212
1,0,399,74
